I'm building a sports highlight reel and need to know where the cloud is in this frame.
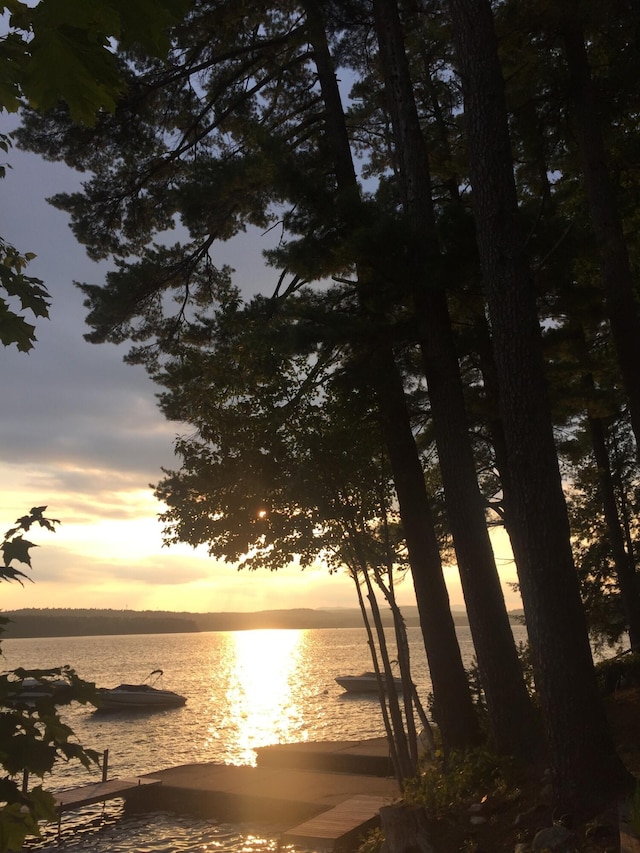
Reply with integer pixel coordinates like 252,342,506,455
0,131,299,615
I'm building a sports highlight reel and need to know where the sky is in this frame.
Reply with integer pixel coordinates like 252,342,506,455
0,116,522,616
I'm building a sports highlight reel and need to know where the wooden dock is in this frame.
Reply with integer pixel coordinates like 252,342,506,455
55,777,161,813
282,794,388,851
49,740,398,851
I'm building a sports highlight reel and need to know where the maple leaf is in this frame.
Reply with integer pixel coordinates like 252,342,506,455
1,535,37,568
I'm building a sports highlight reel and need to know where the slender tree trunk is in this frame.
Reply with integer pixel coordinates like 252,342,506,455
371,0,539,759
305,2,481,753
346,524,416,778
350,566,405,783
612,439,638,575
447,0,631,809
561,17,640,459
362,559,417,774
588,414,640,649
377,498,437,756
370,342,482,751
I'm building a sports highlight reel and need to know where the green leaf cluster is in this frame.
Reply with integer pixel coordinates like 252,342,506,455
1,0,189,125
0,130,50,352
0,510,100,851
403,746,516,818
1,506,59,582
0,0,190,351
0,234,49,352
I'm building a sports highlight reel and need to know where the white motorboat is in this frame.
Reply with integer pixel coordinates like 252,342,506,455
94,670,186,711
335,671,404,694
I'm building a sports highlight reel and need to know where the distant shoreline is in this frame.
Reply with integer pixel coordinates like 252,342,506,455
0,607,524,640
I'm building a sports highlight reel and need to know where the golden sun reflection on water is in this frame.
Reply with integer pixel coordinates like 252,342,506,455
220,629,306,764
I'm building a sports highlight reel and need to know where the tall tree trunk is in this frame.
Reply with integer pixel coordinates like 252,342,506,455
400,23,532,607
305,1,481,753
447,0,631,809
371,0,539,759
560,17,640,459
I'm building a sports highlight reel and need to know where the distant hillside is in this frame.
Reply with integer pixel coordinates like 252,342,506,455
0,607,400,638
0,606,522,639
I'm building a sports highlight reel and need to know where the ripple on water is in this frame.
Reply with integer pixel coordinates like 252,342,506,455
26,806,291,853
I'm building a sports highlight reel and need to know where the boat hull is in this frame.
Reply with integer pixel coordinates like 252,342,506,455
335,673,404,694
95,686,186,711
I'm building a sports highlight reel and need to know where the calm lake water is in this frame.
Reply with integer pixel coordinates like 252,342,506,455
3,625,526,851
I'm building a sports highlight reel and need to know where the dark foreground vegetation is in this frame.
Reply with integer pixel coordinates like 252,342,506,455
4,0,640,849
392,671,640,853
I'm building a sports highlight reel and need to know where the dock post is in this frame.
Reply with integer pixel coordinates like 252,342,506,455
22,768,28,794
102,749,109,783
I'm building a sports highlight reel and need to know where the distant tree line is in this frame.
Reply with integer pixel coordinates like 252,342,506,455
1,610,197,638
1,607,484,638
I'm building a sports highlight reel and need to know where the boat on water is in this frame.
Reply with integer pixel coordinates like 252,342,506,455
4,676,70,704
93,669,186,711
335,671,404,694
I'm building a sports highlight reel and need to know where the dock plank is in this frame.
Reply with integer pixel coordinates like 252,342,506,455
283,794,388,850
56,777,162,812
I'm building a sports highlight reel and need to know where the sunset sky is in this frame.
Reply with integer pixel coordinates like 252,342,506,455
0,118,522,616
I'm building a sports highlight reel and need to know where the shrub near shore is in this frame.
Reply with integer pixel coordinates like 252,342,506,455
364,655,640,852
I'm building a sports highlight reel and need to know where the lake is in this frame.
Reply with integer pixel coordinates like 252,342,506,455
3,624,526,851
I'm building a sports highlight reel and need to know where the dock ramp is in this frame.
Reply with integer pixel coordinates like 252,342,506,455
282,794,388,851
